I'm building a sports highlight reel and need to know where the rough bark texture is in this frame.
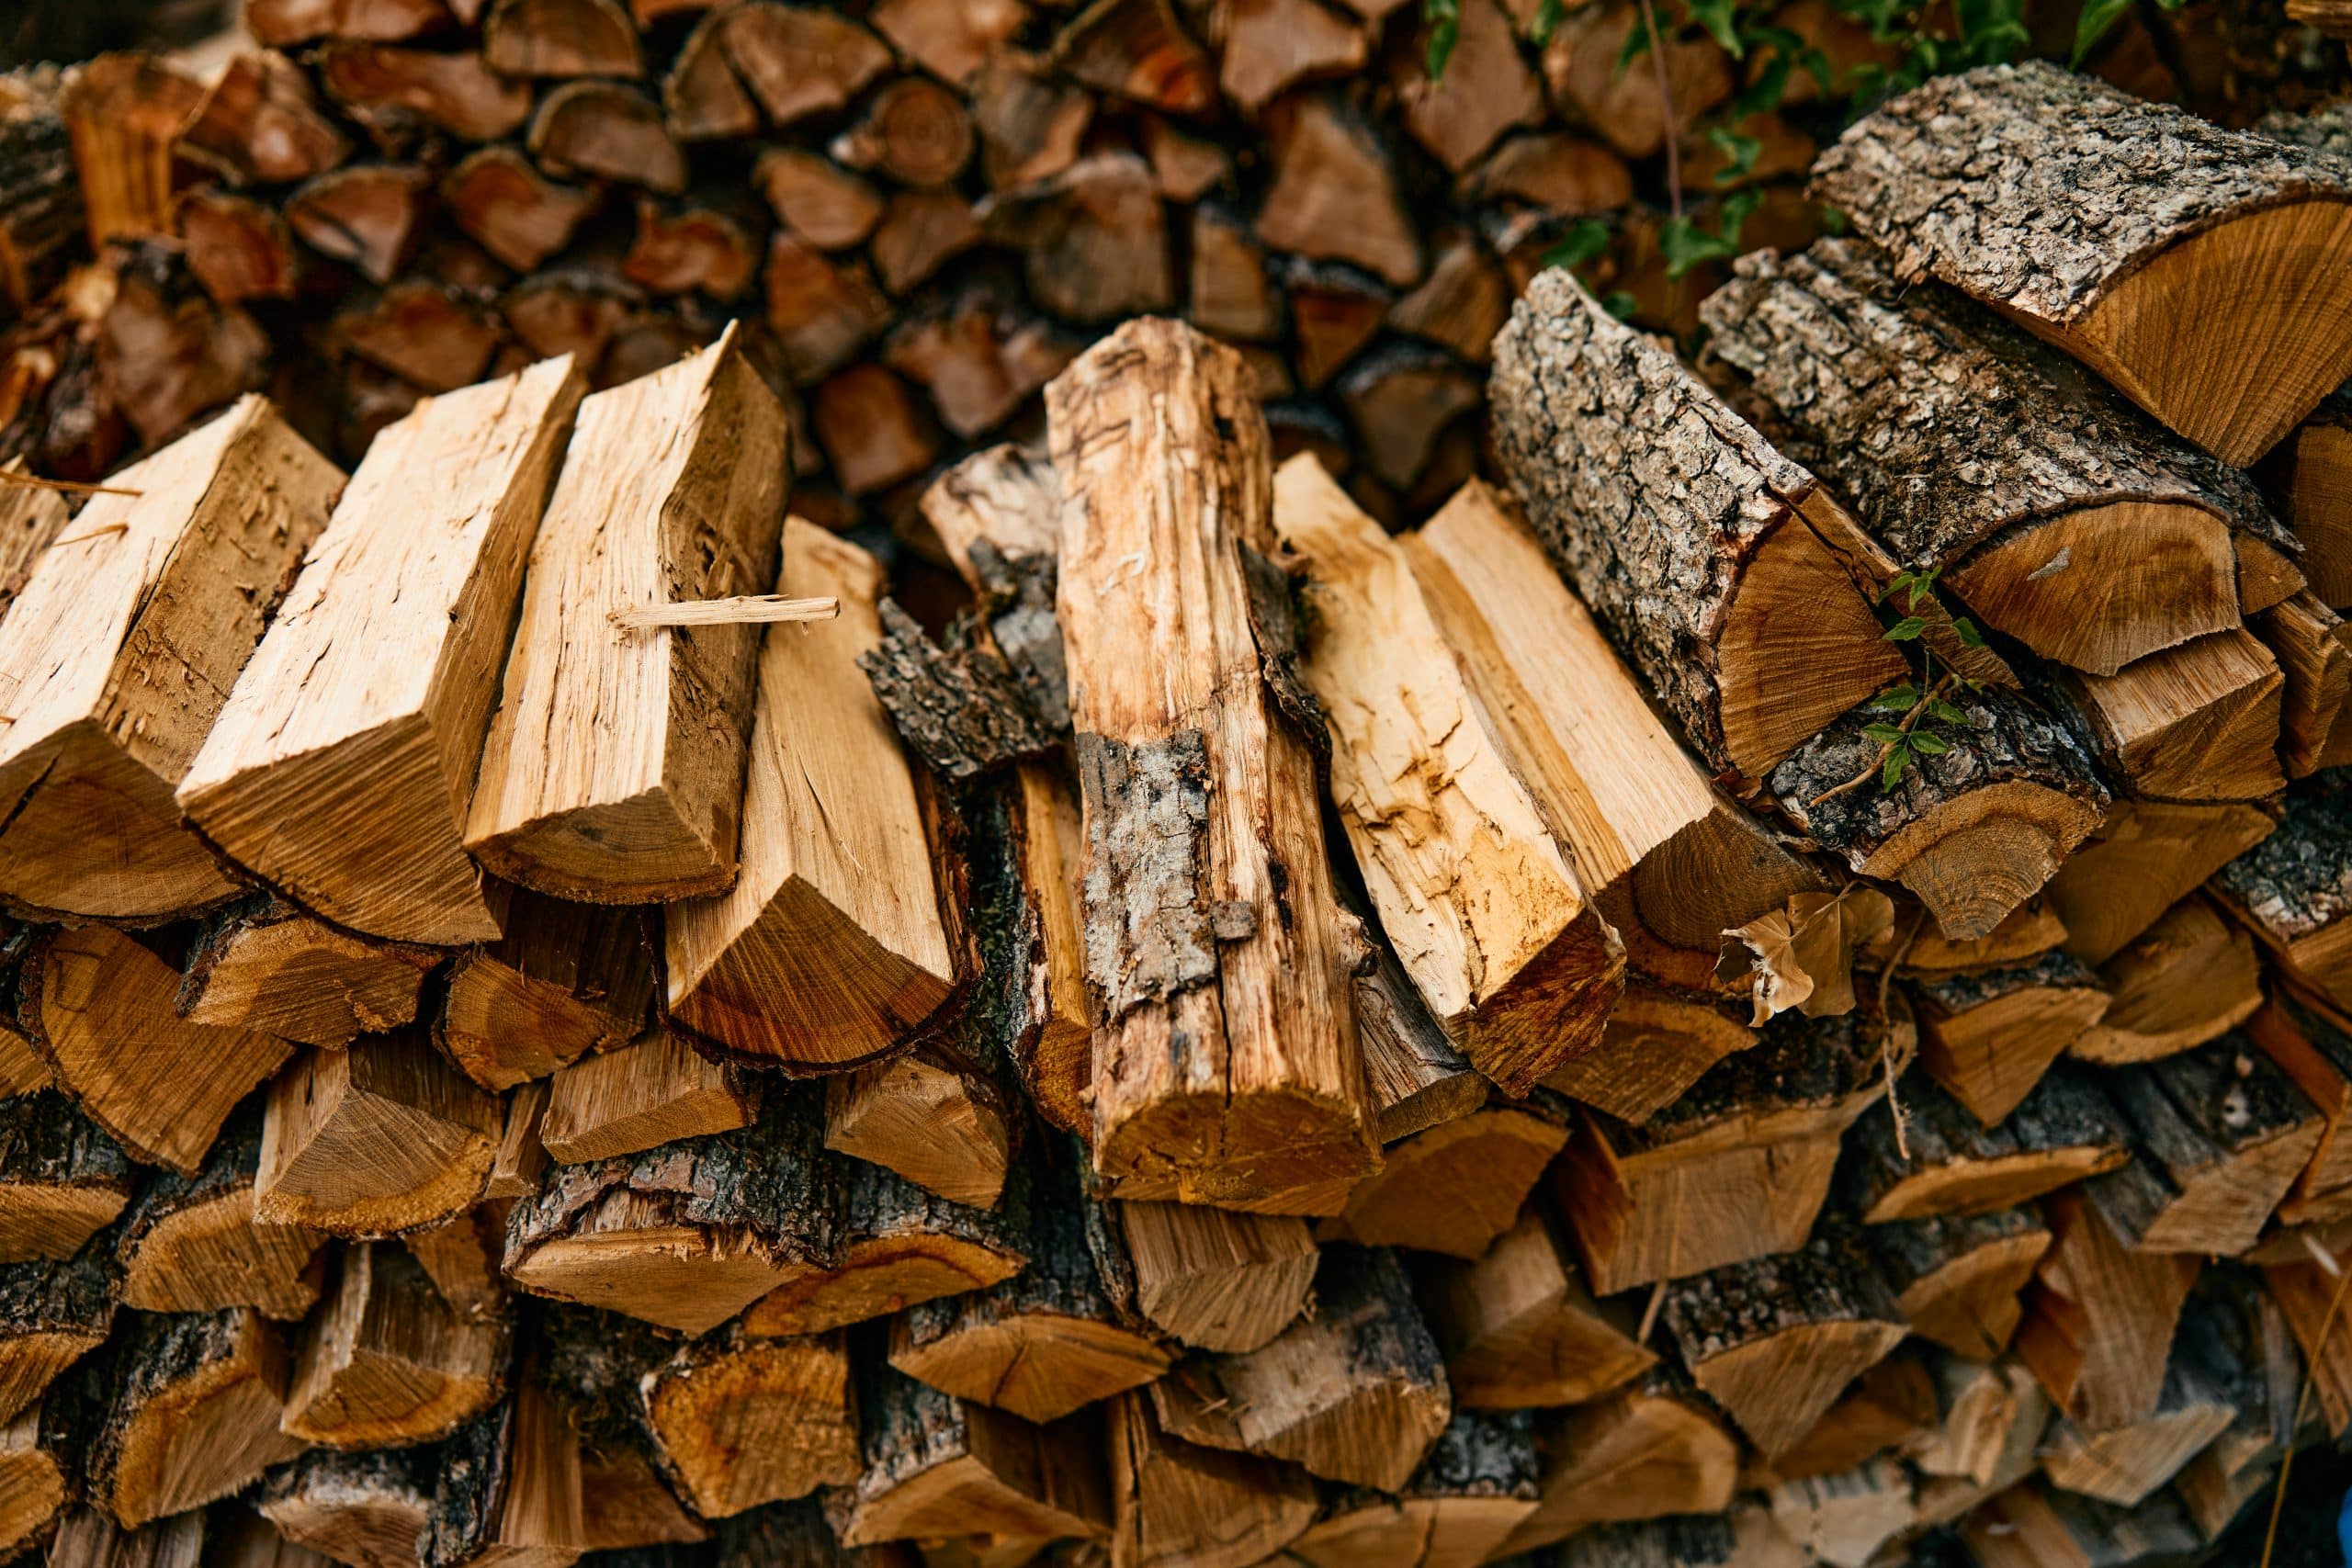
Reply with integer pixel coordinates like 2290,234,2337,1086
1840,1064,2126,1221
0,1093,130,1252
1702,238,2290,567
1813,61,2352,329
859,600,1061,780
2211,773,2352,949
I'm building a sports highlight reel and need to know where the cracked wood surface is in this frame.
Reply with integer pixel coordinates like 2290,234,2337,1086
1047,318,1375,1214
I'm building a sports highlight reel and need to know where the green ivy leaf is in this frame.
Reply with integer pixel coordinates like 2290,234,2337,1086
1602,290,1640,320
1861,722,1911,744
1424,0,1463,78
1881,744,1912,791
1927,698,1971,725
1616,14,1653,71
1530,0,1567,43
1708,126,1763,184
1687,0,1744,55
1883,615,1929,642
1541,217,1612,273
1910,731,1952,756
1870,685,1920,711
2069,0,2133,63
1951,616,1986,648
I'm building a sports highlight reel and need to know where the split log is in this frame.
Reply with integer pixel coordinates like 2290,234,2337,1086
1769,686,2109,942
2015,1182,2200,1431
439,891,655,1091
1352,932,1488,1141
1093,1201,1315,1354
2039,1345,2233,1507
636,1323,859,1517
1287,1409,1541,1568
482,0,644,77
1189,205,1279,345
529,82,686,193
970,49,1091,190
1496,1372,1741,1553
1542,986,1759,1127
1661,1232,1906,1459
1148,1246,1450,1491
2259,591,2352,777
1869,1208,2051,1359
2168,1273,2301,1537
1489,270,1906,782
177,191,300,305
2047,797,2277,965
2088,1032,2324,1256
526,1304,709,1552
443,148,599,273
1839,1066,2127,1222
1557,1008,1890,1293
419,1382,587,1568
89,1308,307,1529
0,395,337,923
2247,994,2352,1224
2266,388,2352,611
42,1509,205,1568
1050,0,1216,112
2075,895,2264,1065
842,1363,1110,1547
718,4,892,128
868,188,981,295
1906,1356,2050,1513
0,1397,77,1562
622,197,758,299
19,926,292,1177
260,1447,437,1568
1704,237,2299,676
176,894,435,1049
1276,455,1621,1093
1336,344,1483,492
0,76,84,313
0,1240,114,1427
541,1028,757,1165
486,1080,552,1203
96,238,273,451
0,1094,130,1266
283,1242,505,1449
1319,1099,1569,1259
1909,952,2111,1125
1046,319,1377,1213
2261,1249,2352,1435
60,53,204,248
468,326,786,904
1282,261,1388,389
1884,893,2069,977
1257,94,1421,288
115,1106,322,1320
2210,773,2352,1013
178,355,585,947
831,77,971,189
869,0,1027,86
755,150,883,251
1389,233,1510,366
1104,1388,1311,1568
404,1209,507,1323
333,281,501,395
1745,1357,1933,1492
883,291,1077,440
1418,1202,1655,1410
285,165,429,286
1813,60,2352,464
255,1033,502,1238
2044,628,2287,802
888,1146,1170,1423
978,153,1172,324
320,42,533,141
810,364,938,494
665,519,956,1070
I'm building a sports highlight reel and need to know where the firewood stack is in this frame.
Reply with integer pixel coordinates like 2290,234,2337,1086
0,49,2351,1568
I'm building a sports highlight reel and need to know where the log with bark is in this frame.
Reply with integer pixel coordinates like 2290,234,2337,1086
114,1104,322,1320
260,1447,439,1568
2073,893,2265,1064
1417,1201,1656,1411
840,1360,1110,1549
2015,1181,2201,1432
0,1235,114,1429
1496,1370,1741,1554
256,1032,503,1237
176,894,436,1050
282,1240,506,1450
1838,1065,2127,1223
1318,1095,1570,1259
2209,770,2352,1014
2046,796,2278,966
1814,60,2352,464
88,1307,309,1528
1908,952,2112,1125
1105,1386,1312,1568
1868,1207,2051,1359
0,1092,130,1267
437,889,655,1092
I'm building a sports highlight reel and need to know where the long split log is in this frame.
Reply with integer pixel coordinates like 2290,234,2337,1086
115,1104,323,1320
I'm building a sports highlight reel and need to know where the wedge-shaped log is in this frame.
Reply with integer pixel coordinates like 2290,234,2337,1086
641,1324,859,1517
1840,1066,2126,1223
439,889,655,1091
0,1093,130,1266
665,519,956,1071
2039,1344,2233,1508
2047,628,2287,803
2257,591,2352,778
1662,1233,1907,1460
1092,1201,1316,1355
486,1081,552,1203
1744,1356,1938,1492
1705,238,2300,675
2246,994,2352,1224
1353,924,1489,1140
0,1400,77,1562
421,1383,588,1568
1496,1371,1741,1554
1771,686,2108,942
2210,773,2352,1014
1907,1357,2051,1521
20,925,291,1177
1814,60,2352,464
178,355,585,946
116,1105,322,1320
540,1027,757,1164
1275,456,1622,1093
1964,1482,2202,1567
1487,270,1907,783
90,1308,308,1529
1106,1388,1313,1568
2087,1033,2324,1257
468,327,786,903
256,1034,502,1238
2075,895,2264,1065
1319,1097,1568,1259
262,1448,435,1567
1558,1009,1890,1293
1288,1409,1541,1568
2016,1182,2200,1431
283,1242,504,1450
177,895,435,1049
2049,797,2276,966
515,1308,706,1556
1419,1203,1655,1410
1910,952,2110,1126
2265,383,2352,611
1543,985,1759,1126
2169,1273,2304,1537
888,1145,1170,1422
0,396,339,923
1868,1208,2051,1359
1046,319,1376,1213
0,1240,114,1427
842,1362,1111,1548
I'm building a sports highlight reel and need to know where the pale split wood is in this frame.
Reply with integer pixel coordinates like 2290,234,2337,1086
437,889,656,1092
2014,1183,2200,1431
665,518,956,1070
283,1242,505,1450
1320,1101,1567,1259
255,1033,502,1238
467,325,790,904
0,395,340,923
2047,797,2276,966
541,1027,757,1164
2048,626,2287,803
1113,1201,1317,1354
93,1308,309,1529
178,355,587,946
1419,1202,1657,1410
2256,590,2352,777
2073,895,2263,1065
176,895,436,1049
1106,1388,1316,1568
1495,1376,1740,1553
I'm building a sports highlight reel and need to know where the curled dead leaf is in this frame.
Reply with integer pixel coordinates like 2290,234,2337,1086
1716,886,1896,1026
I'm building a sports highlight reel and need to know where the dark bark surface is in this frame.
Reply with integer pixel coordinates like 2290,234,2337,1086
1625,1008,1879,1152
87,1308,255,1508
1075,728,1216,1021
1840,1063,2123,1215
0,1230,116,1345
1866,1205,2044,1297
2211,772,2352,942
2261,100,2352,158
0,1092,130,1206
114,1101,265,1261
1814,61,2352,326
1769,684,2108,864
896,1139,1123,1355
1702,239,2288,570
1396,1408,1538,1502
1489,268,1824,770
1661,1228,1898,1362
859,600,1059,781
2106,1032,2319,1169
849,1356,973,1509
420,1397,512,1568
1913,949,2101,1015
713,1497,854,1566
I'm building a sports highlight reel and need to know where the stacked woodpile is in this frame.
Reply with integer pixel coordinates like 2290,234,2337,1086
3,47,2352,1568
3,0,2350,546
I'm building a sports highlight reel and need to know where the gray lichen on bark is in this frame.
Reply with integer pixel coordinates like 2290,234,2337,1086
1074,728,1216,1021
1814,62,2352,325
1702,239,2289,570
1767,685,2107,867
1489,268,1821,770
2211,771,2352,942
